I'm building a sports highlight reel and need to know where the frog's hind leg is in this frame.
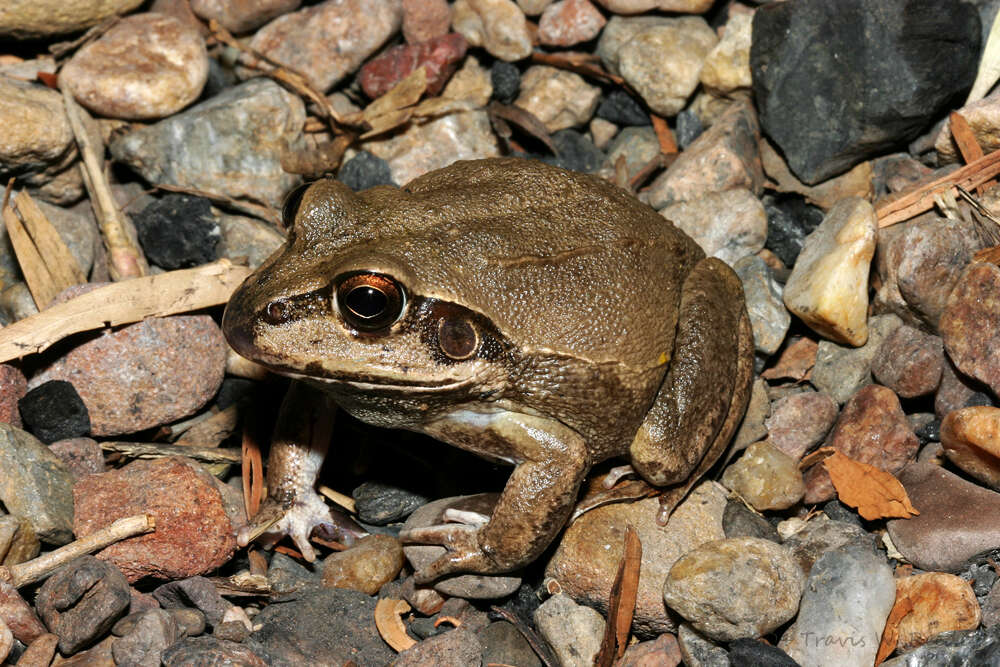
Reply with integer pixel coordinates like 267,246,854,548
628,257,754,523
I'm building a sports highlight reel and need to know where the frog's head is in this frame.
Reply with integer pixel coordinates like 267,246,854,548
222,178,512,400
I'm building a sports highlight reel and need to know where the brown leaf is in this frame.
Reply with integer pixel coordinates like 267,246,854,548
487,101,557,154
823,451,919,521
761,337,818,382
651,114,678,155
595,524,642,666
374,598,416,652
876,590,914,664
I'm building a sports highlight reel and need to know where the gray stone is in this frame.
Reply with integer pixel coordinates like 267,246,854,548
0,424,73,544
781,517,870,576
765,391,838,461
110,79,305,209
598,126,660,185
810,313,902,404
479,621,541,667
734,255,790,356
215,212,284,271
677,624,730,667
880,626,1000,667
779,541,895,667
659,189,767,267
534,594,604,667
392,627,483,667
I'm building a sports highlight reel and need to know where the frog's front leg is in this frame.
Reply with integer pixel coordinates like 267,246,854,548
401,411,589,583
238,380,359,561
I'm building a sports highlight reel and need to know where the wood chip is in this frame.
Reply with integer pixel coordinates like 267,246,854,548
487,101,557,154
2,185,60,309
0,258,251,363
823,451,919,521
374,599,416,652
11,190,86,291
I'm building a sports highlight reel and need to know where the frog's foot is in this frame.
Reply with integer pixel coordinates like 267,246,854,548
238,491,352,562
399,510,497,583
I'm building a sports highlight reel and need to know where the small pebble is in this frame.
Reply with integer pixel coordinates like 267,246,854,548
111,608,181,667
781,517,870,575
618,633,682,667
133,194,220,270
352,480,427,525
871,324,945,399
599,126,659,183
321,534,404,595
359,33,468,99
162,636,267,666
589,118,619,150
452,0,533,62
728,638,799,667
490,61,521,103
480,621,542,667
659,188,767,266
722,498,779,542
596,89,650,127
0,0,143,39
0,424,74,544
537,0,606,47
765,391,838,461
60,13,208,120
338,152,397,192
48,437,105,479
0,514,39,567
700,9,753,94
676,623,729,667
153,576,233,628
403,0,452,44
763,193,825,268
733,254,791,356
894,572,981,652
190,0,300,34
0,365,26,428
392,627,483,667
514,65,602,133
881,626,1000,667
534,594,604,667
810,313,902,404
721,440,805,511
17,380,90,444
941,406,1000,490
939,261,1000,398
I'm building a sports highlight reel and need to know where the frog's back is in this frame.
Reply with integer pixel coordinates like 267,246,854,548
358,158,704,370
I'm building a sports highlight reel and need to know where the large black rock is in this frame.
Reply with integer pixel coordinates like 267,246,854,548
751,0,981,184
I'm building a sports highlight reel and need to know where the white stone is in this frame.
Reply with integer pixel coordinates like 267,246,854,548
659,188,767,266
514,65,602,132
452,0,532,62
700,9,753,94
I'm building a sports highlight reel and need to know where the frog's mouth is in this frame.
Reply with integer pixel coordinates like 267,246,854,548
286,370,485,394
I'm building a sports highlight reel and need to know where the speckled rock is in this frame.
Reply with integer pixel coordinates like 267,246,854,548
733,255,790,356
811,313,902,404
452,0,532,62
74,457,236,582
393,627,483,667
0,77,76,179
700,9,753,94
803,384,919,504
0,425,73,544
546,482,728,635
596,15,671,75
780,541,895,667
871,324,945,398
0,365,26,428
403,0,451,43
247,0,402,91
30,315,226,437
939,262,1000,399
402,495,521,599
618,633,682,667
874,217,983,330
617,17,717,117
659,188,767,267
894,573,981,653
783,197,877,347
514,65,601,132
48,437,105,480
0,0,144,38
594,0,712,13
765,391,838,461
538,0,605,47
363,109,500,185
359,33,467,99
598,126,659,184
664,537,804,641
722,440,805,511
534,594,604,667
110,79,305,209
887,462,1000,573
190,0,301,34
216,212,284,270
321,534,404,595
941,406,1000,491
60,13,208,120
646,101,763,209
781,517,870,576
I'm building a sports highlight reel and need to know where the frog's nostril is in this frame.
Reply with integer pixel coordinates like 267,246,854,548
263,299,293,325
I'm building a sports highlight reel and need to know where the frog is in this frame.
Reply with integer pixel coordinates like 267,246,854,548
222,157,754,583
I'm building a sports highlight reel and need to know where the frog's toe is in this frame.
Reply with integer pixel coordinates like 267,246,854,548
239,491,359,562
399,523,493,582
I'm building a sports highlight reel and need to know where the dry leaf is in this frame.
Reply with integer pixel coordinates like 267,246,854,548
487,101,557,154
761,337,818,382
595,524,642,666
375,599,416,652
876,591,914,665
823,451,919,521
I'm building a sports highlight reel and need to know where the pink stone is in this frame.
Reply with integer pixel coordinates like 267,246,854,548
403,0,452,44
359,33,468,99
538,0,606,47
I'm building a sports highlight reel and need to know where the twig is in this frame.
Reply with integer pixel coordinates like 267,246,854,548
318,484,357,514
99,442,242,464
62,87,148,279
876,149,1000,227
0,258,251,363
0,515,154,587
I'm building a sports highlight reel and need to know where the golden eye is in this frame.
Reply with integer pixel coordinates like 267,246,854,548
335,273,405,332
438,317,479,360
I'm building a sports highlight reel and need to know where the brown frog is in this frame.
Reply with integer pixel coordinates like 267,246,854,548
223,158,753,582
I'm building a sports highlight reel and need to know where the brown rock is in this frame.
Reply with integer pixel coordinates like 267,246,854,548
935,357,993,418
941,406,1000,491
393,627,483,666
403,0,451,43
0,425,74,544
0,364,26,428
894,572,982,652
538,0,606,47
935,93,1000,163
595,0,713,11
30,315,226,436
940,261,1000,399
721,440,805,511
248,0,402,92
190,0,301,34
150,0,206,35
48,437,105,480
874,217,984,330
73,457,237,582
803,385,919,504
886,462,1000,572
0,0,143,38
765,391,838,461
871,324,944,398
619,633,682,667
0,77,76,177
515,65,601,132
646,101,763,209
0,514,39,566
545,482,728,635
60,13,208,120
322,534,404,595
359,33,467,99
0,580,46,644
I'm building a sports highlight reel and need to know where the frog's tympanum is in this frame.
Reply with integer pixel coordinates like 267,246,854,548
223,158,753,582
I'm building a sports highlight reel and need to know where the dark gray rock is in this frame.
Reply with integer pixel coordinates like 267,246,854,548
675,109,704,150
18,380,90,444
392,627,483,666
111,609,181,667
728,638,800,666
678,623,730,667
162,636,266,666
490,61,520,104
266,551,321,595
596,89,650,127
338,151,396,191
133,194,219,270
0,423,74,543
722,499,780,542
247,589,395,666
751,0,980,184
547,129,606,173
353,481,428,526
762,194,824,269
153,576,233,628
880,626,1000,667
479,621,541,667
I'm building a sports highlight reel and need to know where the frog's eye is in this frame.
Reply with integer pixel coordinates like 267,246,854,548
281,182,313,227
335,273,406,332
